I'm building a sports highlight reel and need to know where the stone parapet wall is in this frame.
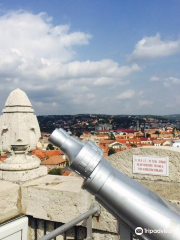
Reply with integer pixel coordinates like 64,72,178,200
108,146,180,183
0,181,20,223
21,175,117,234
107,146,180,204
138,180,180,203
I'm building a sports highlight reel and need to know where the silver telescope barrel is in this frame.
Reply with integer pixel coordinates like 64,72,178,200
49,128,180,240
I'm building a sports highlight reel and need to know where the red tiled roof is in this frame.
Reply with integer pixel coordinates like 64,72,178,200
43,150,61,158
116,139,129,144
153,140,165,144
97,134,109,137
99,143,108,153
32,150,46,159
126,145,132,149
61,170,71,176
41,156,66,165
99,140,115,144
32,149,61,159
0,156,6,162
129,138,141,143
139,137,156,141
115,129,134,133
99,130,111,133
140,137,152,141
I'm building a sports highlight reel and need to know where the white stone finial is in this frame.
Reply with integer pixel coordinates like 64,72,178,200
5,88,32,107
0,88,41,171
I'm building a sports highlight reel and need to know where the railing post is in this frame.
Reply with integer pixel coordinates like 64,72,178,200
38,204,100,240
85,215,92,240
118,220,133,240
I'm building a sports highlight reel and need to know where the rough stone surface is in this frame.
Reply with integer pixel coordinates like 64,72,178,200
0,88,41,172
0,166,47,182
92,232,119,240
108,146,180,183
0,155,40,171
0,180,20,223
139,180,180,201
21,175,117,233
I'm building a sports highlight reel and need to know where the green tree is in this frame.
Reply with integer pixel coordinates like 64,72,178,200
108,147,116,156
131,143,137,148
154,131,160,137
48,168,62,175
75,131,82,138
46,143,54,150
66,159,70,167
110,133,115,140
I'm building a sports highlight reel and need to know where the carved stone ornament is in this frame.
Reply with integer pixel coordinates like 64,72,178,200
0,88,41,171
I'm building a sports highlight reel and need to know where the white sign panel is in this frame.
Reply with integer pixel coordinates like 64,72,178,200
133,155,169,176
0,216,28,240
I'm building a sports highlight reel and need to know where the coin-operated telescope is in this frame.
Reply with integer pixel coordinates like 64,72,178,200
49,128,180,240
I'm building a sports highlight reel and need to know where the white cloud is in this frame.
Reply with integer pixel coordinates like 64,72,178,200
39,60,140,85
138,100,153,107
117,90,135,100
163,77,180,88
148,75,180,87
0,11,141,87
0,10,142,114
138,91,144,96
0,10,91,64
52,102,57,107
80,86,90,92
129,33,180,61
72,93,95,105
149,76,160,82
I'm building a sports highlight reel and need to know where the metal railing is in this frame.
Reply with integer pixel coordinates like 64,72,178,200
38,204,100,240
118,220,143,240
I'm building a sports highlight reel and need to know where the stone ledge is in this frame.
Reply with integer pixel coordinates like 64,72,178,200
0,180,20,223
0,166,47,182
140,180,180,201
21,175,117,233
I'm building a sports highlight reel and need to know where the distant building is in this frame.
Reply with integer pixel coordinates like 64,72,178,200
41,155,66,171
109,142,127,150
170,140,180,147
95,123,112,133
153,140,171,147
115,129,135,134
136,120,140,131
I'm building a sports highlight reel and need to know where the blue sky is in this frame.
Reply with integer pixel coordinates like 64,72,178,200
0,0,180,115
